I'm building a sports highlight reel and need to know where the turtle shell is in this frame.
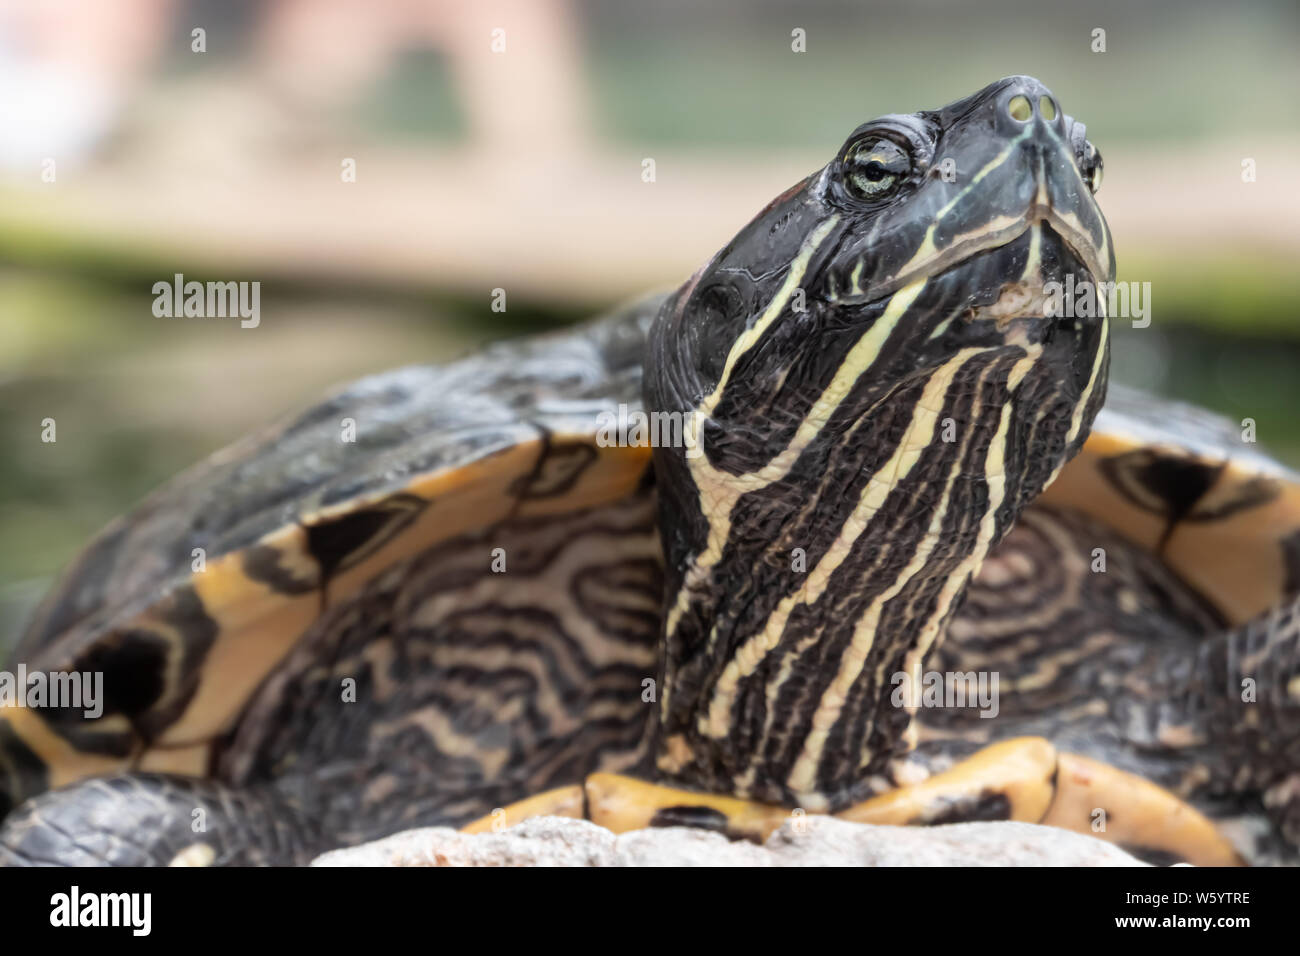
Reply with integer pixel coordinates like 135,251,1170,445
6,296,1299,802
4,296,663,795
1040,383,1300,626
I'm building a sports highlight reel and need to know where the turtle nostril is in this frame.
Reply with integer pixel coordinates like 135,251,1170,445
1008,95,1033,122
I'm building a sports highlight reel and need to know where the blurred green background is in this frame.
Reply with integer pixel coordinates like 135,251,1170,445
2,0,1298,654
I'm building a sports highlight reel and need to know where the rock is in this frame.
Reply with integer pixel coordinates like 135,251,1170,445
311,817,619,867
311,815,1148,866
612,824,773,866
765,816,1147,866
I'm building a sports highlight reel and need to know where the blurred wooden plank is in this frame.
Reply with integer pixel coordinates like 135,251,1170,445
1,139,1297,305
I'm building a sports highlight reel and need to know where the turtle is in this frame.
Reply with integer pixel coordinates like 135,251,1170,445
3,75,1299,868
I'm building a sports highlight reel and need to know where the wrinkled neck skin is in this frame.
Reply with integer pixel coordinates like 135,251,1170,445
643,220,1107,811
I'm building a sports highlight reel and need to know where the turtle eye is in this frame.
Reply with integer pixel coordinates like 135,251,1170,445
842,137,911,201
1068,118,1103,195
1081,141,1104,194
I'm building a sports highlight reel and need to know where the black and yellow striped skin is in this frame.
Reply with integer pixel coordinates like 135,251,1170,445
3,76,1299,866
644,76,1110,809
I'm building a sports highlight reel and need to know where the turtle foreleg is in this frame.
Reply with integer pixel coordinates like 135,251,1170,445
464,738,1059,840
463,775,796,841
464,737,1241,865
0,773,321,866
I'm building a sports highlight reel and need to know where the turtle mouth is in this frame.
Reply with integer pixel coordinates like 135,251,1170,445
970,224,1096,323
1022,213,1109,291
955,138,1115,299
922,221,1103,342
897,215,1106,313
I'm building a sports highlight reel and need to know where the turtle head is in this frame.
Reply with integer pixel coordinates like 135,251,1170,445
645,76,1113,808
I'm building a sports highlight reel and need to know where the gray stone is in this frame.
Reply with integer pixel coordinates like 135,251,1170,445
311,814,1148,866
764,816,1147,866
312,817,618,867
613,824,773,866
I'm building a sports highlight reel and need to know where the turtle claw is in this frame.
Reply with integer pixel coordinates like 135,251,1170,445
1041,751,1242,866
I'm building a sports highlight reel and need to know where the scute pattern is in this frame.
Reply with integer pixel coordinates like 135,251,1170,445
214,489,663,845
